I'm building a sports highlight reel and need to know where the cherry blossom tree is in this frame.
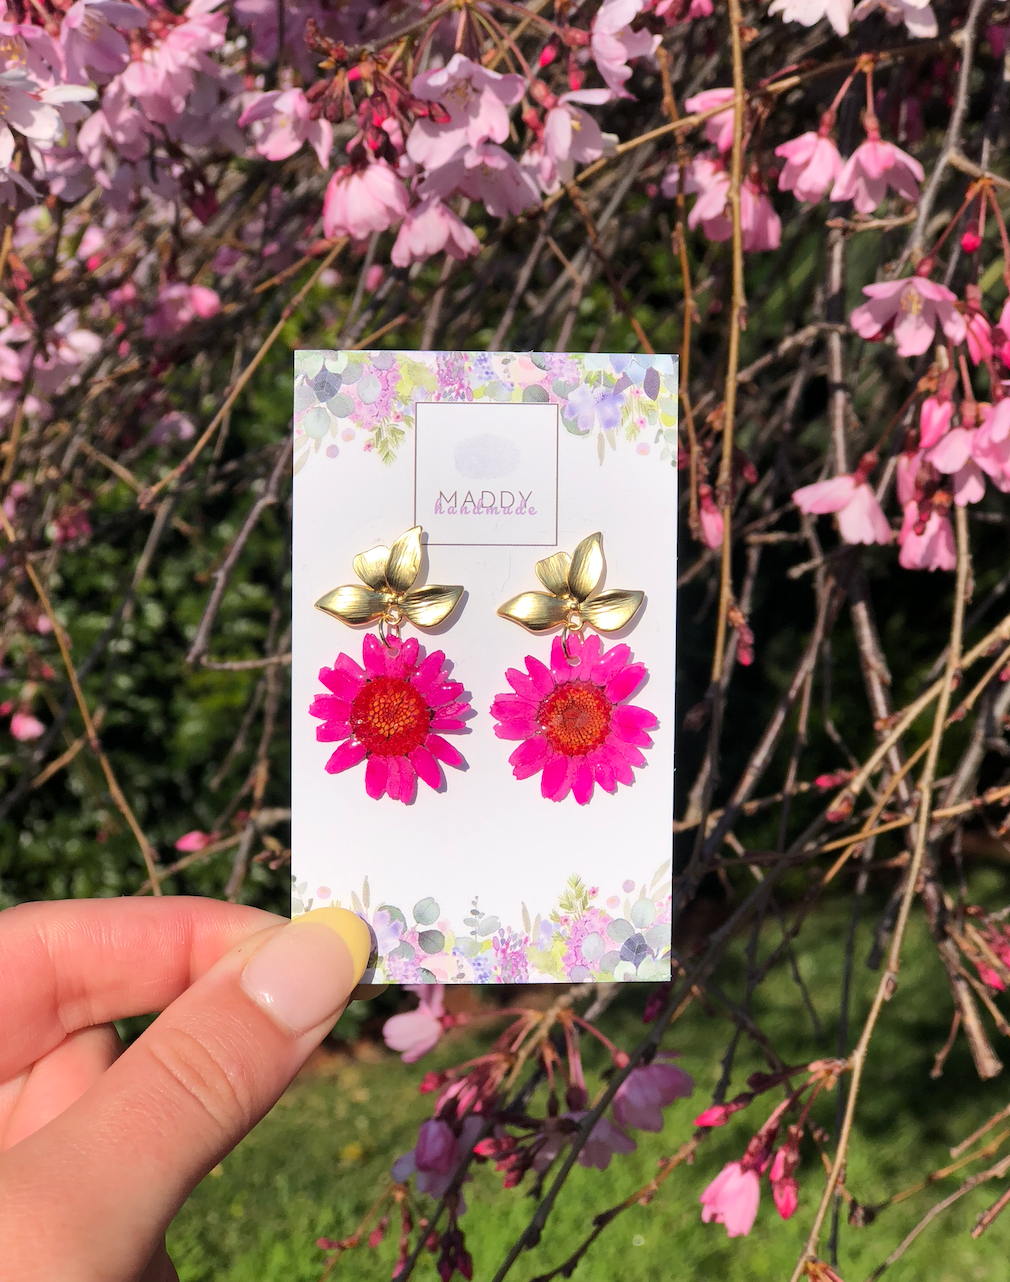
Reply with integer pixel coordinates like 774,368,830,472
4,0,1010,1279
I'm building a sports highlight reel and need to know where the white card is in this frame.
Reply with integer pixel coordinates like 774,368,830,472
292,351,678,984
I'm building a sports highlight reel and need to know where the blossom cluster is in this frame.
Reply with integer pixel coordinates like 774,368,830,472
327,984,695,1280
2,0,995,755
4,1,1010,1275
0,0,955,432
0,0,996,759
356,990,846,1276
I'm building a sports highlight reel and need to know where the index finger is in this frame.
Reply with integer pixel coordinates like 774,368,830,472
0,897,284,1078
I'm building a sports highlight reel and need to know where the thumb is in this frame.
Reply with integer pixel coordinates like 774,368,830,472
0,907,371,1282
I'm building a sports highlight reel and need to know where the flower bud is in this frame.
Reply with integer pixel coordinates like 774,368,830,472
961,226,982,254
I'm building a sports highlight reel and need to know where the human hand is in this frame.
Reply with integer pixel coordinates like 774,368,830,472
0,897,371,1282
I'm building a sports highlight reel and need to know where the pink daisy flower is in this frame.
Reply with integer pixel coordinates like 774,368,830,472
490,632,657,806
310,634,471,804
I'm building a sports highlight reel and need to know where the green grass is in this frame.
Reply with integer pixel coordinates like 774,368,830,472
169,879,1010,1282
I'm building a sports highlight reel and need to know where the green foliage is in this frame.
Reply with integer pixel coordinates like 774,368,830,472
554,874,593,921
169,888,1010,1282
0,339,298,915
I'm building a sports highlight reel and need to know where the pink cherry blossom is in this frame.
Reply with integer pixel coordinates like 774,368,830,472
174,829,215,852
10,711,45,741
853,0,938,37
419,143,539,219
390,1119,458,1197
150,411,196,443
0,337,21,382
117,57,189,126
391,199,479,267
661,158,780,250
694,1098,750,1127
698,484,724,549
524,89,616,193
926,406,1010,505
741,182,782,251
61,0,149,85
924,429,986,505
849,277,966,357
919,395,953,448
239,89,332,166
995,299,1010,365
591,0,661,98
655,0,714,18
684,88,735,153
144,282,220,339
383,984,447,1062
830,136,923,213
897,447,925,506
774,1180,800,1220
416,1119,457,1177
76,225,105,267
793,474,892,545
769,1145,799,1219
32,312,101,395
0,20,63,84
973,925,1010,990
982,399,1010,445
769,0,853,33
391,1116,483,1199
775,131,843,203
322,160,408,241
77,76,151,164
965,310,993,365
0,121,36,198
898,502,956,571
700,1161,760,1237
0,69,96,161
231,0,324,73
118,0,225,125
2,481,29,520
662,155,728,236
167,0,228,57
570,1112,637,1168
407,54,524,169
611,1053,694,1132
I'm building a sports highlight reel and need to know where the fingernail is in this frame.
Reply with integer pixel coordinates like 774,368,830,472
240,908,372,1034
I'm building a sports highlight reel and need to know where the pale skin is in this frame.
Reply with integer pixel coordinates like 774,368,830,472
0,897,370,1282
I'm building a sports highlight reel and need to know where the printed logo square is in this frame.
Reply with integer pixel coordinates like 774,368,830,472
414,401,558,546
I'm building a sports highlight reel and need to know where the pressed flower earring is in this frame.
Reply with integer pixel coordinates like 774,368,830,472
490,532,658,806
309,526,471,804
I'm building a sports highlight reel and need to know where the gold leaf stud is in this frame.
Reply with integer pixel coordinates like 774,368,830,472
315,528,463,631
498,534,643,635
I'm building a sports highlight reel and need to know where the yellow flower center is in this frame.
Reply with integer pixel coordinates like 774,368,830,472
444,77,477,110
900,283,923,316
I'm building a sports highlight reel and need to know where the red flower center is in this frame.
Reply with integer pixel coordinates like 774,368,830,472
537,682,612,757
350,676,431,757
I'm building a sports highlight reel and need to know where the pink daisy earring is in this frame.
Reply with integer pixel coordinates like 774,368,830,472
309,526,472,804
490,532,658,806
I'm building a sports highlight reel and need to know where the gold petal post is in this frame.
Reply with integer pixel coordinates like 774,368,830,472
498,533,644,638
315,525,463,636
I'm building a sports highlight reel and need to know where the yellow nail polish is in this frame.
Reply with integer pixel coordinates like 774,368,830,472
290,907,372,983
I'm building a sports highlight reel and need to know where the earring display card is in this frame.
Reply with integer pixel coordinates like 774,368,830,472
293,351,678,985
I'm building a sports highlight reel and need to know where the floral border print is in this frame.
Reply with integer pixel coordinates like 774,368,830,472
293,350,679,472
293,864,672,984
